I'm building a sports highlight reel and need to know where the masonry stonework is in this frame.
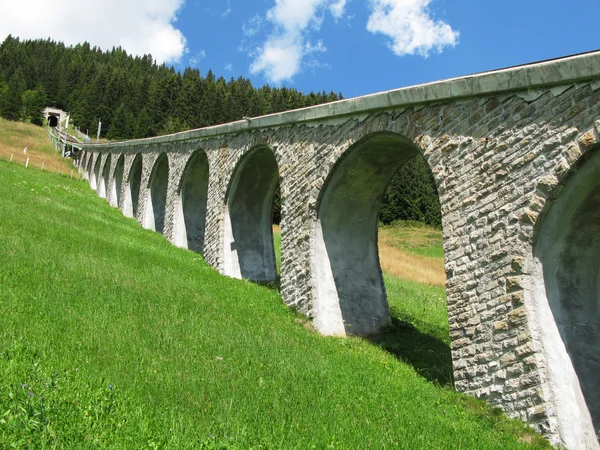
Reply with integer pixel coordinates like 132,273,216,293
80,52,600,448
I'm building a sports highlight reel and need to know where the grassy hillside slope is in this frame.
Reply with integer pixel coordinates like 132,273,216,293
0,118,74,173
0,160,549,448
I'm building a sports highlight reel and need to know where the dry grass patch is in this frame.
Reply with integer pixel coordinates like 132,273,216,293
0,118,74,173
378,243,445,287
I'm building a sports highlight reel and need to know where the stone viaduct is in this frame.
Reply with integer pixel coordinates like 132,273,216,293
80,51,600,448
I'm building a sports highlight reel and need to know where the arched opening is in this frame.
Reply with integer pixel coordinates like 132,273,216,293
91,155,101,191
85,154,93,182
223,146,279,281
111,155,125,208
144,154,169,234
174,151,209,254
48,115,58,127
80,153,89,180
99,154,111,199
123,154,142,219
312,132,432,336
533,150,600,447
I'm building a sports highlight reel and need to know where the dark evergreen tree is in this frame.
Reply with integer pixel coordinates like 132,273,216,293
380,156,442,228
2,68,26,120
21,85,46,124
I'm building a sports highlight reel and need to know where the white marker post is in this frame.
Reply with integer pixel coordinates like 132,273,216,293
41,161,44,170
10,154,13,162
96,119,102,143
25,158,29,168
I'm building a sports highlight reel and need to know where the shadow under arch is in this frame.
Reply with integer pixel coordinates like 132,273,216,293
85,153,93,181
81,152,90,180
222,145,279,282
99,154,111,199
111,154,125,208
91,155,101,191
174,150,209,254
144,154,169,234
312,131,433,336
532,148,600,446
123,154,142,219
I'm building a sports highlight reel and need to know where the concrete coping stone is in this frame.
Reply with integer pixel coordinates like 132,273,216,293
84,50,600,150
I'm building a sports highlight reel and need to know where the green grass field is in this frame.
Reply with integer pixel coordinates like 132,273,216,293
0,159,550,448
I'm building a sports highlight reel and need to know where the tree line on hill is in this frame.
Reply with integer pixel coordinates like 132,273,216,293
0,35,441,228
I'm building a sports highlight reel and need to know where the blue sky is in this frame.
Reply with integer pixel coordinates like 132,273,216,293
1,0,599,98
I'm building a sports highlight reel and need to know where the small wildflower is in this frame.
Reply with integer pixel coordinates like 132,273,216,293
28,391,33,397
109,384,114,389
21,383,27,389
216,356,223,361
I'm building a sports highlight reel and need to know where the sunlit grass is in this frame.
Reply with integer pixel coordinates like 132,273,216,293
0,161,549,448
379,220,444,259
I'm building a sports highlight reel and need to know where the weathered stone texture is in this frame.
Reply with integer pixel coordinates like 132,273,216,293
79,53,600,448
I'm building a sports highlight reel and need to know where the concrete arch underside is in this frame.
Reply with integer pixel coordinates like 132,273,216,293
111,155,125,208
99,154,111,199
311,132,426,336
222,146,279,282
90,155,101,191
144,154,169,234
174,151,209,254
123,154,142,219
532,149,600,449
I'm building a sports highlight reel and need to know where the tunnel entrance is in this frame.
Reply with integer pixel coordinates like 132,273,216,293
223,146,279,281
145,154,169,234
99,154,111,199
48,115,58,128
312,132,432,336
534,150,600,446
112,155,124,208
175,151,209,254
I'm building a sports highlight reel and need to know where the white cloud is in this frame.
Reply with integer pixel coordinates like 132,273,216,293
222,0,231,17
189,50,206,66
329,0,347,20
243,15,263,37
249,0,347,84
0,0,187,64
367,0,458,57
225,63,233,71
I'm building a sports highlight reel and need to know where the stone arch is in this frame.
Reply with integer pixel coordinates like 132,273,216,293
98,154,111,199
91,154,101,191
222,145,279,281
123,154,143,219
531,145,600,449
144,153,169,234
80,152,88,180
85,153,93,182
111,154,125,208
174,150,209,254
310,131,433,336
